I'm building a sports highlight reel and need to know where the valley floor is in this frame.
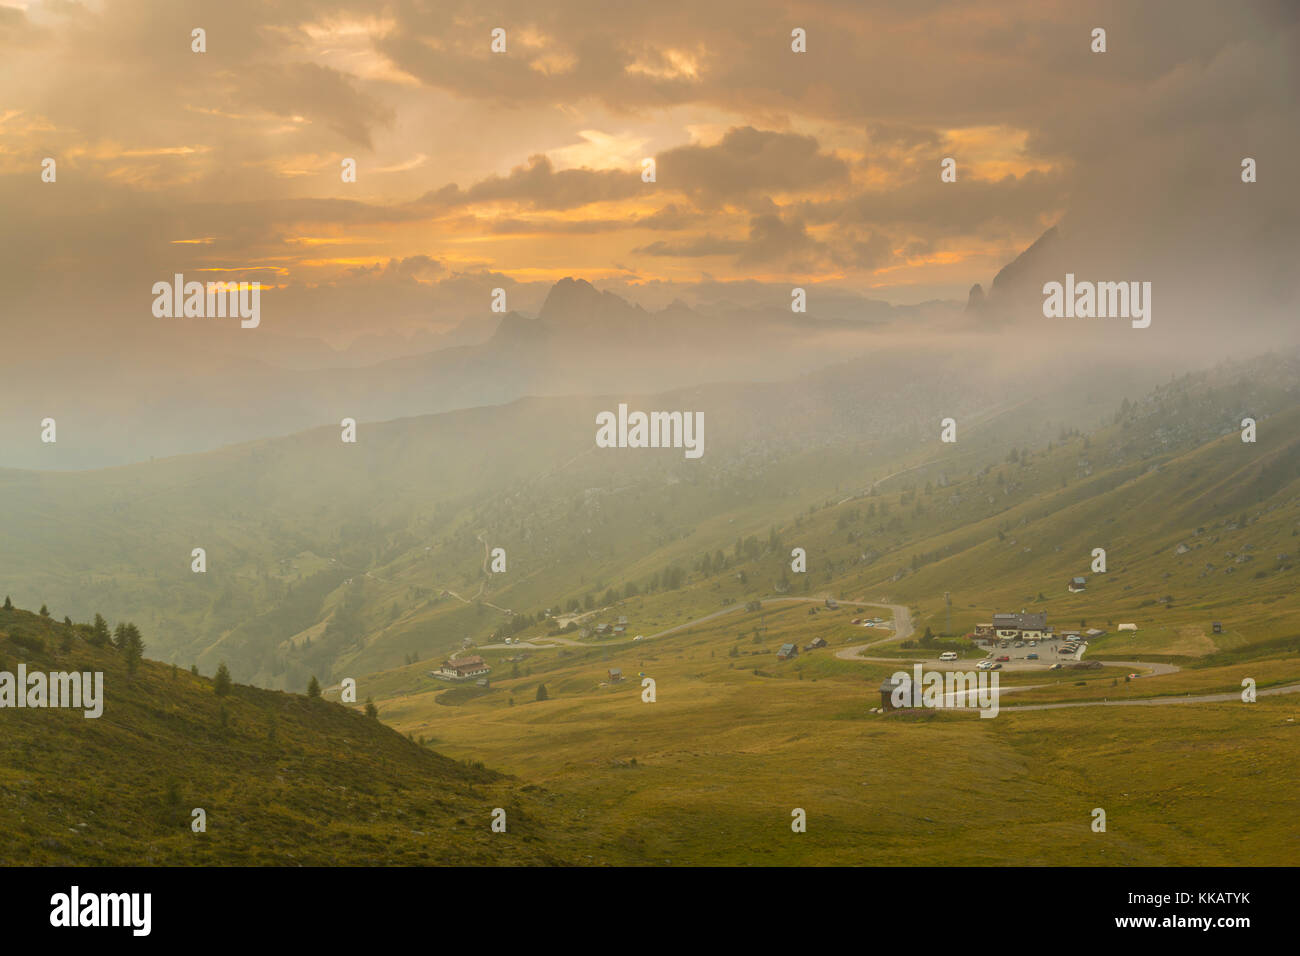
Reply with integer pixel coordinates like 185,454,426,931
370,598,1300,866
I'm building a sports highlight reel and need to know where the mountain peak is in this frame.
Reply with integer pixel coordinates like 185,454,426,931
540,277,599,318
539,277,641,327
990,225,1059,296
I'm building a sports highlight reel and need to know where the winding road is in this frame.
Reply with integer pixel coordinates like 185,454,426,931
479,595,907,651
470,594,1300,711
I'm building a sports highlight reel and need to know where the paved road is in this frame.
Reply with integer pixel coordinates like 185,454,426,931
999,681,1300,711
478,634,585,650
644,595,900,642
835,603,916,659
479,595,901,652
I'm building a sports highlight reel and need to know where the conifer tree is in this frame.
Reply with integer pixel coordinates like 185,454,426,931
90,614,110,646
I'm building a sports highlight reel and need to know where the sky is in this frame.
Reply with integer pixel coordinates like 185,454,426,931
1,0,1297,351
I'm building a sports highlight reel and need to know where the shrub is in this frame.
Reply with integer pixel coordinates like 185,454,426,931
11,633,45,653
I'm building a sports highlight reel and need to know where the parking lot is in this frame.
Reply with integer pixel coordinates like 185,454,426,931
977,635,1086,669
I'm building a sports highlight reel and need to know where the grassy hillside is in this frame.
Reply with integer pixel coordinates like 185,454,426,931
335,352,1300,867
0,604,584,865
2,350,1296,695
3,346,1298,867
2,350,1097,687
476,351,1300,676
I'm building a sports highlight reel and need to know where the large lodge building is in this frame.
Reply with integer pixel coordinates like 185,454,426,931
434,655,491,681
973,612,1049,642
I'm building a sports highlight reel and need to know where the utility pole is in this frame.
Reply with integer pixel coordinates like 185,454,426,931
945,591,952,636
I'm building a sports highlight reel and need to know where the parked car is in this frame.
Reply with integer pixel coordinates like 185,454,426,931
1027,653,1039,660
1028,641,1038,647
939,652,958,662
1013,641,1025,648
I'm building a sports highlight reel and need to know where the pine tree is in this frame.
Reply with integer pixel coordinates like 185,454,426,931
307,675,321,698
364,697,378,718
535,683,548,702
123,626,144,676
214,662,232,697
90,614,110,647
39,604,50,618
114,623,143,663
2,596,11,610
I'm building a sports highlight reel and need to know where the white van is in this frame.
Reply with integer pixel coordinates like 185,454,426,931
939,652,958,662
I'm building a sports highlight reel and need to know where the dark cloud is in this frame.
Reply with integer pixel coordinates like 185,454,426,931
463,154,642,210
800,168,1069,237
0,0,1296,349
633,236,746,258
737,212,826,267
658,127,851,206
233,62,395,148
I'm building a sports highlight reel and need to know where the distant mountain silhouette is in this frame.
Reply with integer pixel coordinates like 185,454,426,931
990,225,1059,298
966,225,1062,319
539,277,646,329
0,277,952,469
